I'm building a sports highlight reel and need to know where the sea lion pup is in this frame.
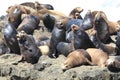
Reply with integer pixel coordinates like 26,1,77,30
90,29,116,56
81,10,94,30
16,31,41,64
69,7,83,19
106,56,120,72
6,5,22,29
61,49,93,70
17,14,40,34
86,48,109,67
49,20,66,58
94,11,110,43
3,21,20,55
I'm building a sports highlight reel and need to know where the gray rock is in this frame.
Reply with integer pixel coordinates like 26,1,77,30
0,54,119,80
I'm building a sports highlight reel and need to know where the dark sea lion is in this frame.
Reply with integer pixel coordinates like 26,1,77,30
94,12,110,43
61,49,93,70
56,38,75,57
3,21,20,54
90,29,116,56
81,10,94,30
86,48,109,67
42,13,56,32
49,21,66,58
66,24,95,49
17,14,40,34
66,19,83,31
17,31,41,64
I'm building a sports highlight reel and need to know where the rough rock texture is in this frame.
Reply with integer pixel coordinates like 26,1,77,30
0,54,119,80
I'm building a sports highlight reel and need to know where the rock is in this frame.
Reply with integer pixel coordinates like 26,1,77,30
0,53,119,80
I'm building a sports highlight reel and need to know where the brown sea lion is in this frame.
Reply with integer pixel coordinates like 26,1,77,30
92,10,120,35
20,1,54,10
86,48,109,67
61,49,93,70
6,5,22,28
69,7,83,19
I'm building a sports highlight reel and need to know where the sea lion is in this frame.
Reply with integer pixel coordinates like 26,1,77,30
17,14,40,34
106,56,120,72
61,49,93,70
90,29,116,56
3,21,20,54
69,7,83,19
86,48,109,67
7,6,22,28
66,24,95,49
17,31,41,64
92,10,120,35
94,11,110,43
20,1,54,10
42,13,56,32
49,20,66,58
81,10,94,30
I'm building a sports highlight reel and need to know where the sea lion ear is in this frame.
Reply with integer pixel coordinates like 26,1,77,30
71,24,79,31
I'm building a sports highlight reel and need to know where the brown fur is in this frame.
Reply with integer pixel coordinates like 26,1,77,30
61,49,93,70
38,45,49,55
86,48,109,67
92,10,120,34
69,7,83,19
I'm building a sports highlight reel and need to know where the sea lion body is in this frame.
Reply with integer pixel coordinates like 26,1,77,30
17,14,40,34
17,31,41,64
86,48,109,67
61,49,93,70
3,21,20,54
49,21,66,58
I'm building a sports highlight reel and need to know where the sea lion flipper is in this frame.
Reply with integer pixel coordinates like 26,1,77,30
86,59,97,66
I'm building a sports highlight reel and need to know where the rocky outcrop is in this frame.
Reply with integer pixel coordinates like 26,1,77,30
0,54,119,80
